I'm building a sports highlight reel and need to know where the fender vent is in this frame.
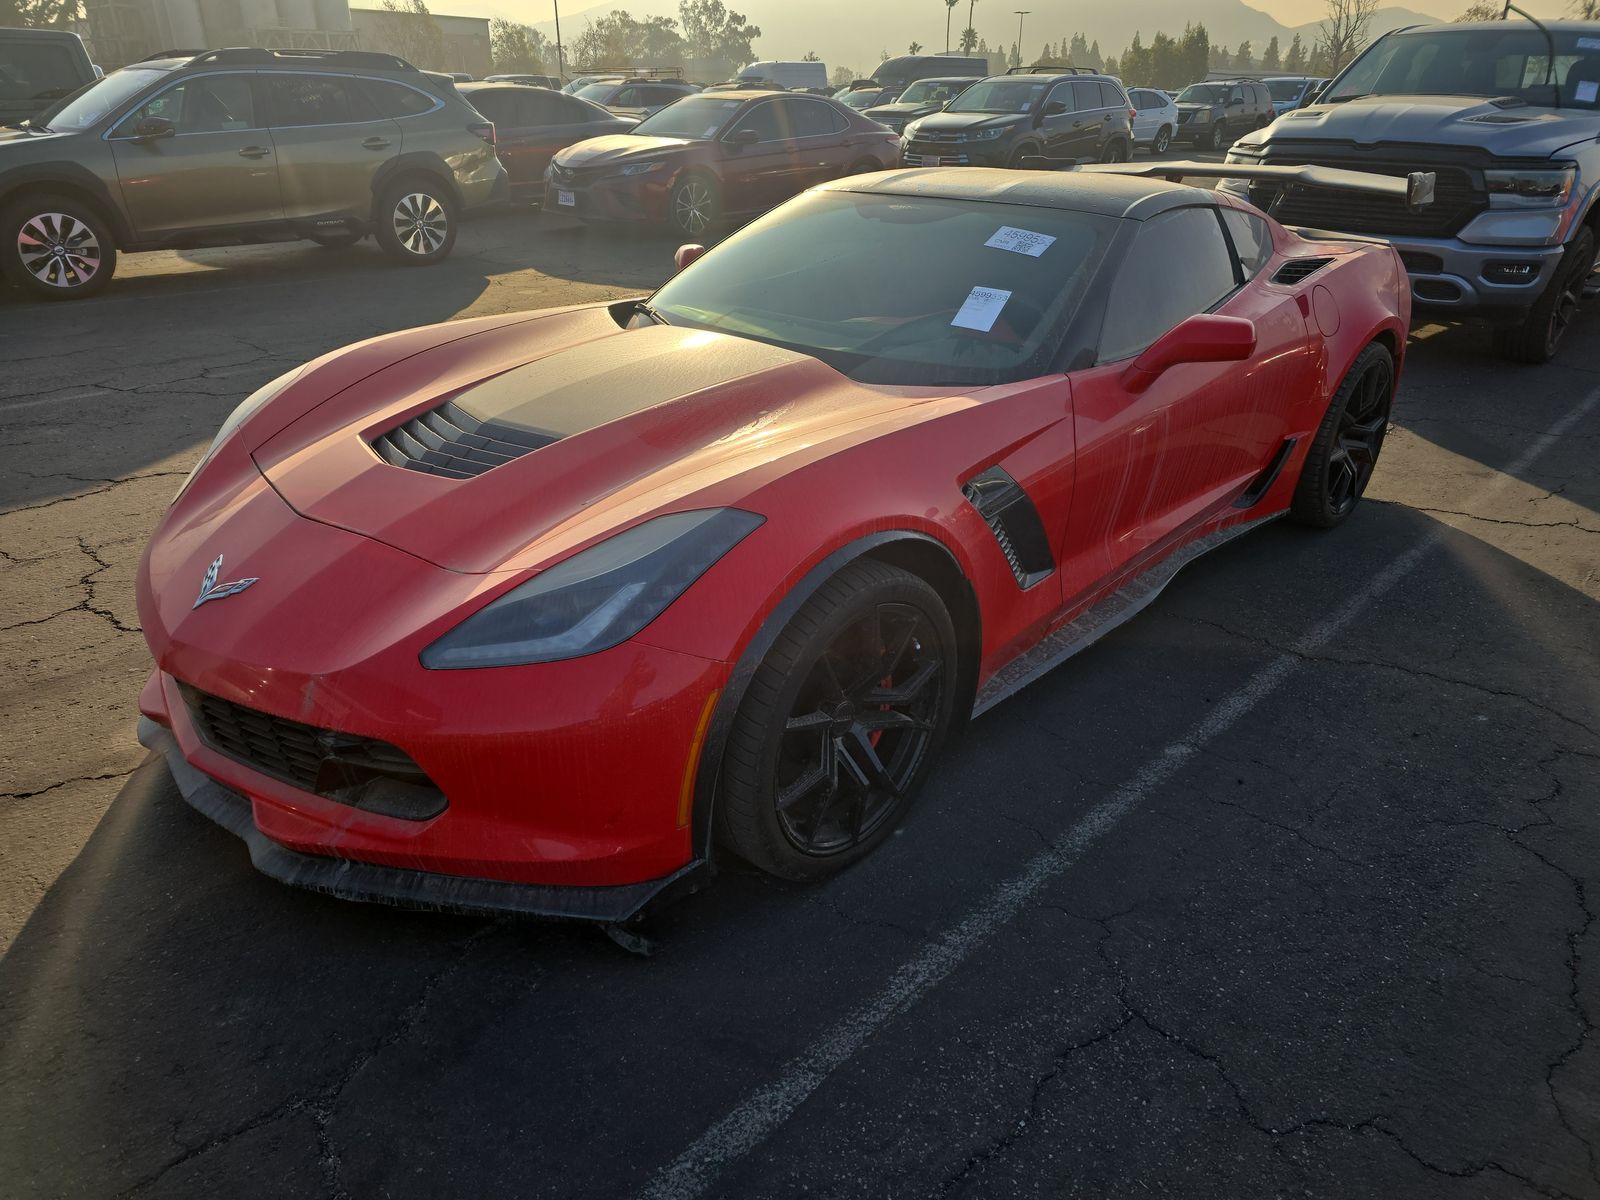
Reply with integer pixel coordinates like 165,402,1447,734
1272,257,1333,285
963,466,1055,590
1234,437,1298,508
371,400,556,480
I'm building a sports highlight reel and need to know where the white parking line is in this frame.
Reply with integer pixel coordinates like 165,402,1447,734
638,380,1600,1200
0,389,106,414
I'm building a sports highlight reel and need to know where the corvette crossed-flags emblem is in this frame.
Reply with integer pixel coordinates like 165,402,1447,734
193,554,258,609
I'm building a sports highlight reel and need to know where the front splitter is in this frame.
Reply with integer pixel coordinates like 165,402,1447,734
138,718,706,923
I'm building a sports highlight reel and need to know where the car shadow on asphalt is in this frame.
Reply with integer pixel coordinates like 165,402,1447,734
2,500,1597,1198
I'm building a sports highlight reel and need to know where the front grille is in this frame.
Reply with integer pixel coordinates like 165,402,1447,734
371,399,555,480
1248,160,1482,238
1271,256,1333,285
181,685,447,821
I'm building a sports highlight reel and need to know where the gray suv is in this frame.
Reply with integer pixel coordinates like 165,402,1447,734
903,67,1136,168
1222,19,1600,362
0,47,508,300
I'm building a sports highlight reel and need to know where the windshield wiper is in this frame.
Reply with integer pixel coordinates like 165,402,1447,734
636,300,670,326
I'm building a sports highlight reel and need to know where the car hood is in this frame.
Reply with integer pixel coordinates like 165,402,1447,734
1260,94,1598,157
250,310,956,574
553,134,693,167
912,112,1025,134
0,126,80,152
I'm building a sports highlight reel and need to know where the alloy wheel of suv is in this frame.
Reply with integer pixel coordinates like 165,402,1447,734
3,194,117,301
375,180,458,266
1152,126,1172,154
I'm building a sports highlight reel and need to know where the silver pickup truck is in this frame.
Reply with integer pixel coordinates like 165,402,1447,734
1220,18,1600,362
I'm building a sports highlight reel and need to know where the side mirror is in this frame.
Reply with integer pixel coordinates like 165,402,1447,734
1120,314,1256,393
674,243,706,271
1042,101,1069,116
1228,97,1245,107
133,115,175,143
725,127,759,147
1303,82,1328,105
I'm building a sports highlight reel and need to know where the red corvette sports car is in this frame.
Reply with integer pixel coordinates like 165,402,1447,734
137,162,1424,922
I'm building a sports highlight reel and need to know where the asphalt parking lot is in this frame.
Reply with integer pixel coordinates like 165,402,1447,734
2,199,1598,1198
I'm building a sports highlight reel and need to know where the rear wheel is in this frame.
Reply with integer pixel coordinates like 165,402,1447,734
1290,343,1395,529
717,560,959,880
1098,137,1130,163
374,179,457,265
1151,125,1172,154
1494,227,1594,364
2,194,116,300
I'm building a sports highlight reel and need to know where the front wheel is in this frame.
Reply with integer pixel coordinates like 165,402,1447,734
1197,125,1218,151
1494,227,1594,364
717,559,960,880
1151,125,1172,154
669,174,719,238
2,194,117,300
1290,343,1395,528
375,180,457,265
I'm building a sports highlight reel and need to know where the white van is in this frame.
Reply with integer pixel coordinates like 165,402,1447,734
735,60,829,91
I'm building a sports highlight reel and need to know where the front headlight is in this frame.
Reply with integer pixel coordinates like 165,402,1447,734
618,160,664,176
1485,166,1576,209
421,508,764,669
1193,109,1212,123
970,127,1006,141
171,364,307,505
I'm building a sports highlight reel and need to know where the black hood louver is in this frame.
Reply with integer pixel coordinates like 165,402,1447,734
963,466,1055,590
1272,256,1334,285
371,400,557,480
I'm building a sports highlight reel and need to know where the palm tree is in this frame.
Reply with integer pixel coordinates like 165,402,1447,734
945,0,959,52
967,0,979,44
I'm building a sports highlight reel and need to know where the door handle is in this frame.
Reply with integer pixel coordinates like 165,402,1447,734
362,137,392,150
238,145,271,158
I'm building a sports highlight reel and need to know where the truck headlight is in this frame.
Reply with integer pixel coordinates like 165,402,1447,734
969,127,1006,141
1485,166,1576,209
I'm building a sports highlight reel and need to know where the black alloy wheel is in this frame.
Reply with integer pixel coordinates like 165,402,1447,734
718,560,959,880
1291,342,1395,528
1495,226,1595,364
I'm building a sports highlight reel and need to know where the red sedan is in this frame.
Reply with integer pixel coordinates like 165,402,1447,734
137,163,1420,922
457,82,634,203
544,89,902,238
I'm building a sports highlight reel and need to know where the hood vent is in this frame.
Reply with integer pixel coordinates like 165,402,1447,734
1272,256,1334,285
371,400,556,480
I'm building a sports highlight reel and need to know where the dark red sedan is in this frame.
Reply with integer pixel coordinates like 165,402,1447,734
544,89,901,237
458,82,634,203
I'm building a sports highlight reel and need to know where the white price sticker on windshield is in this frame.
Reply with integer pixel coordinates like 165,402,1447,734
704,124,721,136
951,286,1011,332
1577,80,1600,103
1578,36,1600,48
986,226,1056,257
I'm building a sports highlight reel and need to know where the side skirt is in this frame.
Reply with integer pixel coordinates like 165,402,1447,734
971,512,1281,717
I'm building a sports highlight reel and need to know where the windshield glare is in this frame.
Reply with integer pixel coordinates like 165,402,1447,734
842,90,881,108
574,82,619,102
947,79,1047,114
650,191,1119,386
1176,84,1227,103
36,68,164,132
900,80,961,105
631,95,745,137
1325,28,1600,106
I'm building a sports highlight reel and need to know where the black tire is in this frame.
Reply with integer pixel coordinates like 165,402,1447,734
1493,226,1594,364
1198,125,1218,151
1290,342,1395,529
1006,143,1040,169
1,193,117,300
844,157,881,175
374,178,457,265
669,173,719,239
1151,125,1172,154
717,559,960,881
1098,137,1130,163
309,229,364,248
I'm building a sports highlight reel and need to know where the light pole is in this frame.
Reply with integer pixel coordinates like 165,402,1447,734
553,0,565,80
1014,10,1029,67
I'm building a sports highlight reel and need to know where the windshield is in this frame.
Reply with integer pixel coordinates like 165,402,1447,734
34,68,164,132
1325,27,1600,106
631,94,746,137
650,191,1119,386
841,89,882,109
1176,84,1228,104
1267,78,1308,101
899,79,962,105
574,82,620,102
947,79,1047,114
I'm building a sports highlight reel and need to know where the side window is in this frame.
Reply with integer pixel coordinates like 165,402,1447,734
641,86,684,107
732,100,787,142
465,89,517,126
1099,81,1126,109
609,85,639,107
1222,208,1274,280
522,91,572,124
1098,207,1239,362
1071,80,1102,111
119,74,256,134
788,98,844,137
361,78,436,118
262,74,379,127
1228,86,1244,104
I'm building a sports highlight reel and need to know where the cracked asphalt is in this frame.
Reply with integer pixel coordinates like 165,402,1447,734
2,210,1597,1199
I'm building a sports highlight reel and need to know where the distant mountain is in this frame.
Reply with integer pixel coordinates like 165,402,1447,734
478,0,1450,77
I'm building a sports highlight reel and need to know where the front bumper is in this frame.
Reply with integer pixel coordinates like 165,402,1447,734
901,142,1009,168
1381,235,1565,315
543,170,671,224
139,720,705,921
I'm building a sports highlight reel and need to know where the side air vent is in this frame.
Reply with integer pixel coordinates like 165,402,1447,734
370,399,556,480
1272,256,1334,285
1234,437,1298,508
963,466,1055,590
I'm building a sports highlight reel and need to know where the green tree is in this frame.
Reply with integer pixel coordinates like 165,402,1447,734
1261,35,1281,71
679,0,761,80
572,10,686,70
909,41,923,54
1088,40,1102,71
1182,23,1210,83
376,0,446,71
1284,32,1307,72
1121,32,1149,84
1102,53,1119,78
1574,0,1599,17
959,26,978,52
802,49,820,60
1235,40,1252,69
1455,1,1499,15
0,0,79,28
490,18,550,74
944,0,960,53
1069,31,1089,65
830,64,857,87
1151,30,1179,87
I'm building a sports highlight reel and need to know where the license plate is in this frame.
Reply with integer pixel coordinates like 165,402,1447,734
557,188,575,208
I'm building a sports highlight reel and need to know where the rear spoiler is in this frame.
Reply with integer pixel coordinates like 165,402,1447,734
1075,160,1438,212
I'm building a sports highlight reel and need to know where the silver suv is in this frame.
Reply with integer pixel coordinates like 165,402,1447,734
1222,19,1600,362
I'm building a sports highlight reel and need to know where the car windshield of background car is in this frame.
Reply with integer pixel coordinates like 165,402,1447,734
632,95,748,138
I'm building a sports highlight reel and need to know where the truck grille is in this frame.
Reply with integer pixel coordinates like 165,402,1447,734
181,685,447,821
1248,161,1482,238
